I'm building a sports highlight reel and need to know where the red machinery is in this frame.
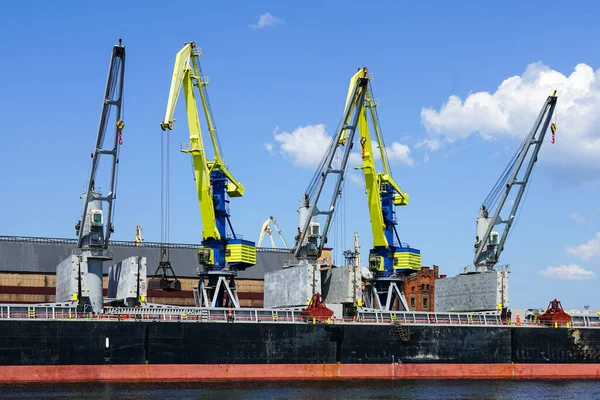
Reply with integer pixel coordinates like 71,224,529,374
538,299,572,326
301,293,334,322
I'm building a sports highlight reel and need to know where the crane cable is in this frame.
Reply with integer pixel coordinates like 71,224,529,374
160,128,171,261
112,60,125,233
195,59,225,163
482,134,527,211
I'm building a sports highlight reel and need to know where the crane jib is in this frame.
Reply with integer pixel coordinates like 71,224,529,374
473,92,558,269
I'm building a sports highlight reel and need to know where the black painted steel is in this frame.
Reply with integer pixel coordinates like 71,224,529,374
0,321,599,366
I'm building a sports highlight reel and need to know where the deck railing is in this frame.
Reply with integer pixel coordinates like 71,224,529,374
0,303,598,328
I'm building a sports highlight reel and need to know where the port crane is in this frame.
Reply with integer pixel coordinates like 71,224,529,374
354,77,421,311
473,91,558,271
65,39,146,313
294,68,370,262
75,40,125,254
258,216,288,249
73,40,125,313
291,68,419,311
160,42,256,308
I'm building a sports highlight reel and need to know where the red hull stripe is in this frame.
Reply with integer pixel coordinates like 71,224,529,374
0,364,599,382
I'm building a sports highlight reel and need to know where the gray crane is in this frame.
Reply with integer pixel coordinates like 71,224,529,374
474,91,558,271
75,40,126,255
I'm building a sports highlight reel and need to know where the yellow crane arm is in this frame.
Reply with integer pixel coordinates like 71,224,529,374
160,42,220,241
357,106,388,248
356,85,409,249
161,44,193,131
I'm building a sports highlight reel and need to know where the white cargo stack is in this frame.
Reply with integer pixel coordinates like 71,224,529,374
321,265,361,305
108,256,147,307
434,270,509,312
264,261,321,308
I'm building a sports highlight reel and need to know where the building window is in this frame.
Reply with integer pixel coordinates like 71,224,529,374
410,297,416,309
411,286,415,292
423,297,429,310
426,284,430,290
421,284,425,290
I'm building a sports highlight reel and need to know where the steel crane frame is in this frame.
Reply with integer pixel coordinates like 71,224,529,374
356,82,420,279
75,41,126,255
258,216,288,249
160,42,256,308
294,68,370,262
473,91,558,270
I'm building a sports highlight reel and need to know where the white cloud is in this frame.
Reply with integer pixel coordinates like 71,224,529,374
569,212,587,225
350,140,414,167
416,138,443,152
347,173,363,185
264,142,274,154
273,124,331,168
386,142,414,166
538,264,596,280
272,125,414,169
423,153,430,163
349,152,362,167
420,62,600,172
567,232,600,261
250,12,284,29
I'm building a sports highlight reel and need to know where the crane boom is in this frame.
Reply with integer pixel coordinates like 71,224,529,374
294,68,370,260
258,216,288,249
75,40,126,253
160,41,255,278
474,91,558,270
356,82,420,278
270,217,288,249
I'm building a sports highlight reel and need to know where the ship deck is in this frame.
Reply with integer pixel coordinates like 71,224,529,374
1,303,598,329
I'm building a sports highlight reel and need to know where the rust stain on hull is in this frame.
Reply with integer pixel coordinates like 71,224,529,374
0,364,599,382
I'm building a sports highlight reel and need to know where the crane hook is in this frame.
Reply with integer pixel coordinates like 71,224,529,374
117,120,124,145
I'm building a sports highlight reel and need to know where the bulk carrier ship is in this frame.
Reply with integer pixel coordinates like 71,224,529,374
1,40,598,383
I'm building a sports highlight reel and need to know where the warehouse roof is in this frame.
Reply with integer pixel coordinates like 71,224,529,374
0,236,297,279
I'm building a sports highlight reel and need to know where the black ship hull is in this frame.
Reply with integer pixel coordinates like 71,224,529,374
1,319,599,381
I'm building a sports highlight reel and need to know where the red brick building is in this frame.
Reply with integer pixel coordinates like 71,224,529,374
402,265,440,312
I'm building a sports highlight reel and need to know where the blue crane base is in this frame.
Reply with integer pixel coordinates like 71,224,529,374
369,246,421,279
199,238,256,273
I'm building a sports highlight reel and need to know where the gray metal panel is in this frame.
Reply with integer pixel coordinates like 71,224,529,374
0,236,292,279
264,263,321,308
321,265,361,304
108,256,147,301
434,271,509,312
55,255,79,302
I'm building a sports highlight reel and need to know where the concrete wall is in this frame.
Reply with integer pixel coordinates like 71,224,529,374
434,270,509,312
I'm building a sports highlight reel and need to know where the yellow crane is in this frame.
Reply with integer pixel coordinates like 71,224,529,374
353,75,421,276
159,42,255,308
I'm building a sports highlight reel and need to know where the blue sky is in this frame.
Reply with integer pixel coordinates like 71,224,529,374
1,1,600,309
